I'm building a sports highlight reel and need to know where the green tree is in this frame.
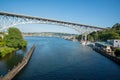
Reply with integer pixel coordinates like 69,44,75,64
4,27,27,49
112,23,120,30
76,35,82,41
0,36,2,42
85,23,120,42
115,48,120,57
0,47,15,58
0,42,6,47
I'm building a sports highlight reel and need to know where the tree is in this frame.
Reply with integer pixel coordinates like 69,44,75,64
112,23,120,30
4,27,27,49
85,23,120,42
76,35,82,41
115,48,120,57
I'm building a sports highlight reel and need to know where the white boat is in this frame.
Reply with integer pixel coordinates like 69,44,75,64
80,41,86,45
80,41,93,45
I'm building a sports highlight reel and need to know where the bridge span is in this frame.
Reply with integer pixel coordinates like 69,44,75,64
0,12,105,34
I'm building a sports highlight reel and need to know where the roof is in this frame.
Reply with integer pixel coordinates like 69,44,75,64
95,42,112,47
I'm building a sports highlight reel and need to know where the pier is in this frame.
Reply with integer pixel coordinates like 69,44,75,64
0,44,35,80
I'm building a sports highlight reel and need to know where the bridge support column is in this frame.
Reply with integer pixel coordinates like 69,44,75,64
81,34,88,45
81,34,87,42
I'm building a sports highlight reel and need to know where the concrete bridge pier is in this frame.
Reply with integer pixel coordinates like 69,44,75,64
81,34,87,42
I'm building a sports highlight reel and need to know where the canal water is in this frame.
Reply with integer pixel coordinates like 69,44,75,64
0,37,120,80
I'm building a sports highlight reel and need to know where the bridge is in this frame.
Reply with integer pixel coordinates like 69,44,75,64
0,12,105,35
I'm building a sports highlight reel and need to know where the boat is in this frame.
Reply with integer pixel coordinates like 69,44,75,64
80,41,86,45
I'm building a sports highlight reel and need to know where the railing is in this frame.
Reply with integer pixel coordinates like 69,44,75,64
0,44,35,80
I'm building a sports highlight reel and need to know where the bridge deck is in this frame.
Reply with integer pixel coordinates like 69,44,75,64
0,12,105,29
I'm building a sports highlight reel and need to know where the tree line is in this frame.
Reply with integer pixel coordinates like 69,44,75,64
76,23,120,42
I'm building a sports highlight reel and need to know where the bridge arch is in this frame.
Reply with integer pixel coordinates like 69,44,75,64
1,21,93,34
0,12,104,35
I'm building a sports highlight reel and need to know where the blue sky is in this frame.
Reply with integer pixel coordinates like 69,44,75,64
0,0,120,34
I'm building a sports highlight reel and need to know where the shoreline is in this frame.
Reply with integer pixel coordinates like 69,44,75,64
0,44,35,80
93,48,120,64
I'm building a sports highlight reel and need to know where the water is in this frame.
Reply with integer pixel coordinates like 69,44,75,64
0,37,120,80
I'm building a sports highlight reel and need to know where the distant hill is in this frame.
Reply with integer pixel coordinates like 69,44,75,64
23,32,78,38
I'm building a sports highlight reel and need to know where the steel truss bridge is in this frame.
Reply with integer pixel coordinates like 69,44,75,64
0,12,105,35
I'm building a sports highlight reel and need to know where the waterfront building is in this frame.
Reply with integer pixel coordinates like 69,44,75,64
95,42,112,53
107,39,120,48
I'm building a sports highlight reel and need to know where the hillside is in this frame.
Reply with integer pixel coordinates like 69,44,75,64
76,23,120,42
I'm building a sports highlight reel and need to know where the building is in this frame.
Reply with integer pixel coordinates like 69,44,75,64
94,40,120,56
95,42,112,53
107,39,120,48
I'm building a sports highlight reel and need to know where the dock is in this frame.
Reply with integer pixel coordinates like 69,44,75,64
94,48,120,64
0,44,35,80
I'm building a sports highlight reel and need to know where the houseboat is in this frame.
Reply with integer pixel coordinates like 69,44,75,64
93,42,120,64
